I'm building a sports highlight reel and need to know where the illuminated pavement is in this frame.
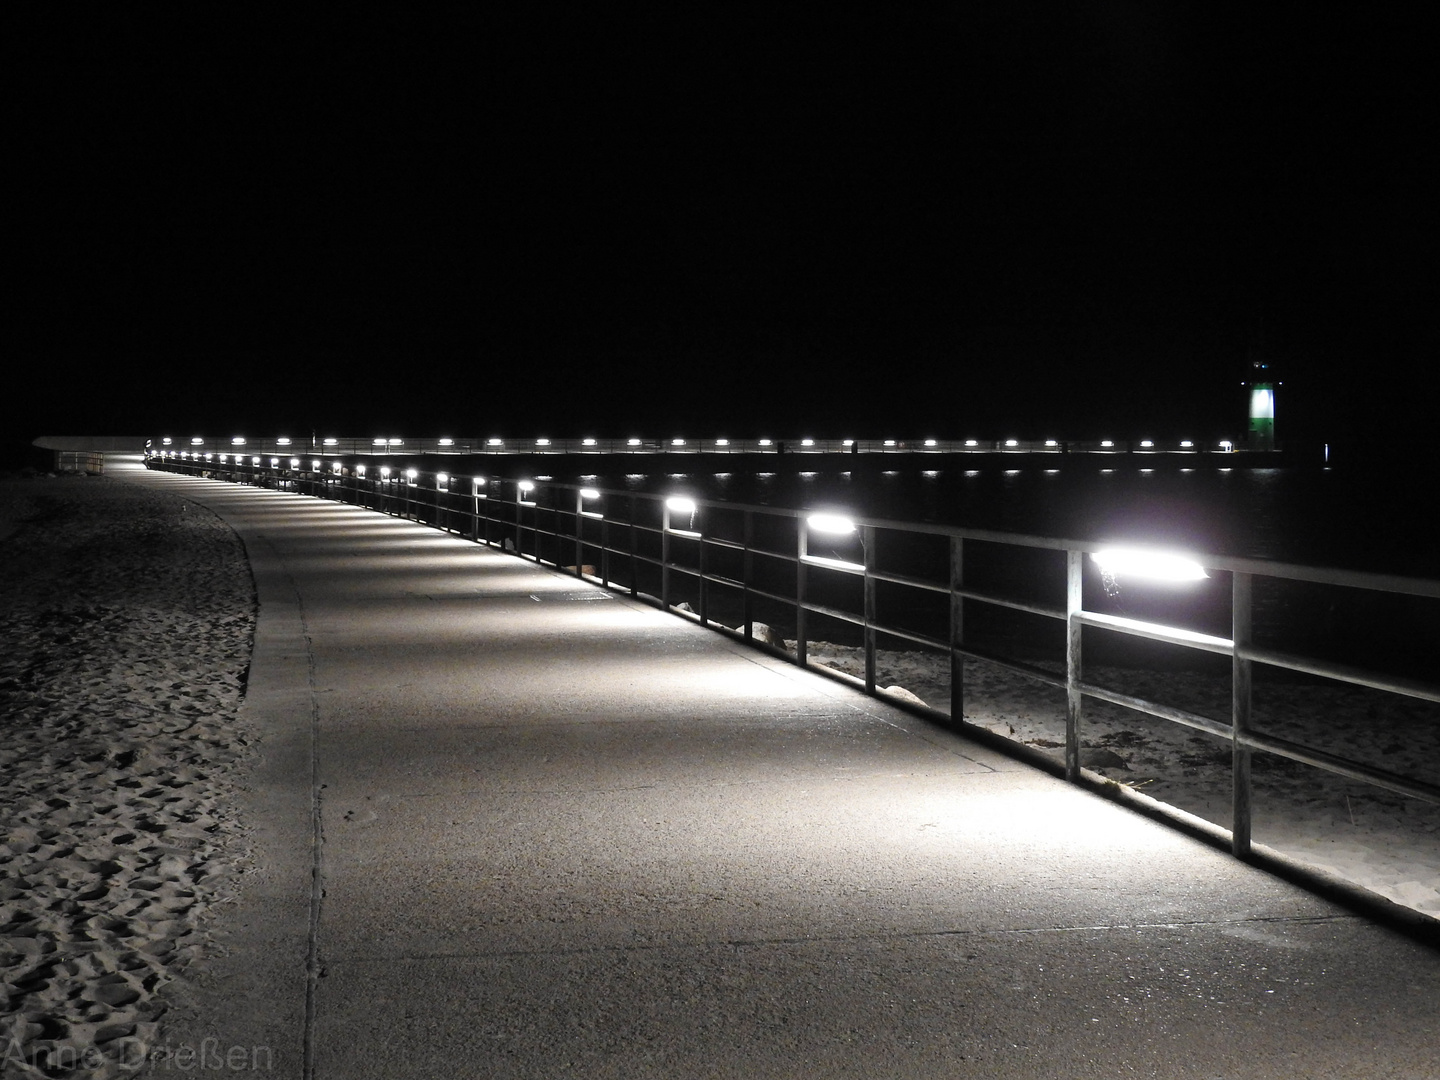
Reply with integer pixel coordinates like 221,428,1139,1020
117,460,1440,1079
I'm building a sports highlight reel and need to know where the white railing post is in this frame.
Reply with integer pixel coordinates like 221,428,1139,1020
950,536,964,722
1066,549,1084,781
863,525,877,693
1232,571,1254,857
796,519,808,665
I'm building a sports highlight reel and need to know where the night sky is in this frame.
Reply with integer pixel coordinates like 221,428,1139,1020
13,8,1436,453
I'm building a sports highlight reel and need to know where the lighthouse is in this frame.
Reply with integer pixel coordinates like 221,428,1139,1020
1245,359,1277,450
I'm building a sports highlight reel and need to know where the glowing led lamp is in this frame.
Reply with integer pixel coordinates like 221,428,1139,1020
965,439,978,447
672,438,685,446
191,436,203,445
924,439,937,447
277,437,291,446
716,438,729,446
537,438,551,446
628,438,642,446
373,438,387,446
437,472,449,485
583,438,597,446
807,513,856,535
488,437,503,446
518,480,535,493
665,496,697,515
405,468,418,482
802,438,815,447
324,438,337,446
233,437,246,446
312,460,321,471
759,439,773,447
580,488,601,500
1092,548,1207,583
380,466,392,478
290,458,301,469
439,438,454,446
1005,439,1018,447
1101,440,1114,448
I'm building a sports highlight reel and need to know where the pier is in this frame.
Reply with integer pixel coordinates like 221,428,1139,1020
108,456,1438,1077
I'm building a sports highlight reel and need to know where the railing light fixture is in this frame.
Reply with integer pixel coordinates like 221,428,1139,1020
1092,548,1207,583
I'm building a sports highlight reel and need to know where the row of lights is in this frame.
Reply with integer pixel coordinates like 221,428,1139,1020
158,436,1237,452
155,450,1209,585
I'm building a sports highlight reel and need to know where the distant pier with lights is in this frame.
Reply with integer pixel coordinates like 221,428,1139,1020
147,433,1311,474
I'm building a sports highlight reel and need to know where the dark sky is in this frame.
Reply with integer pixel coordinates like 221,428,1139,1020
13,7,1436,449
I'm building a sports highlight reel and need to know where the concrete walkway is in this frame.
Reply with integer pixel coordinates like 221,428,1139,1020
118,462,1440,1079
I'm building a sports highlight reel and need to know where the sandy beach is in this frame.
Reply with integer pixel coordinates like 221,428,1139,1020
1,475,256,1078
2,469,1436,1074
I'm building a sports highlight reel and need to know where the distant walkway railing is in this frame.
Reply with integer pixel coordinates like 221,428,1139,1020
149,452,1440,864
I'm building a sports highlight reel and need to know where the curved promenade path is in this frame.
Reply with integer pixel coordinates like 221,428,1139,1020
117,460,1439,1079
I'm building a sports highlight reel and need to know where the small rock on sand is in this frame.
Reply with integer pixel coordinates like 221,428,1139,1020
881,685,927,706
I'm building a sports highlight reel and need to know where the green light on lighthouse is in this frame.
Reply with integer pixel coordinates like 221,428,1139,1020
1246,360,1276,450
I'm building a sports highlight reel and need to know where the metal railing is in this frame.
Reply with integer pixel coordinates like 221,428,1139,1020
150,452,1440,864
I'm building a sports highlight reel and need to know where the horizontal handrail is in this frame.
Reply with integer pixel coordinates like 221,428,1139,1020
1239,644,1440,705
955,585,1065,621
1074,610,1235,655
1240,730,1440,804
1077,680,1232,740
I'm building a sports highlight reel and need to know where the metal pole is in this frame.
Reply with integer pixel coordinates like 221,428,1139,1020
796,520,808,665
698,530,709,627
628,494,638,597
1065,549,1083,781
514,484,523,555
601,513,610,587
743,511,754,641
863,525,877,693
574,491,584,577
950,535,964,722
662,502,672,608
481,478,492,546
1232,571,1254,857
